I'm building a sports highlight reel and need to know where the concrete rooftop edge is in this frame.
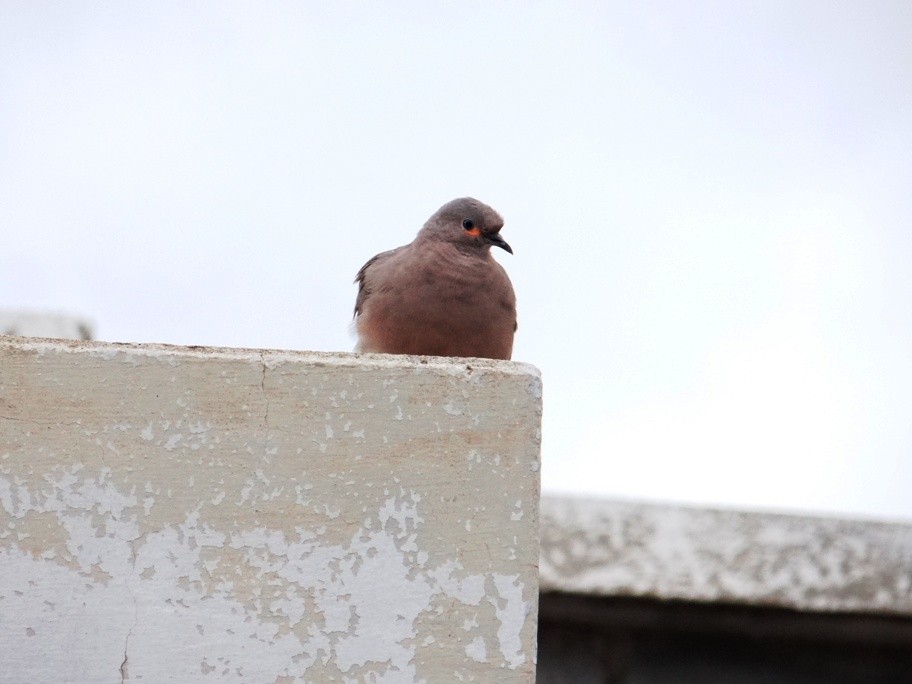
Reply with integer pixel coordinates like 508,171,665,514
0,335,541,382
540,495,912,617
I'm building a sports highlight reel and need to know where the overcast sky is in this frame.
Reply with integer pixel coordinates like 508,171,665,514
2,1,911,520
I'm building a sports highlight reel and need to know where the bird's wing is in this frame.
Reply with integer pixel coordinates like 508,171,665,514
353,247,402,318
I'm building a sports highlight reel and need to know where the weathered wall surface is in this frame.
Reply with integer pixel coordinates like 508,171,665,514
538,497,912,683
0,338,542,682
540,496,912,615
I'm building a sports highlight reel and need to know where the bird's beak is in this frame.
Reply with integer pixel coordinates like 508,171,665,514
486,233,513,254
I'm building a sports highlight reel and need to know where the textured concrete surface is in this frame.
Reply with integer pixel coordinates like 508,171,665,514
0,338,542,682
540,496,912,615
0,310,93,340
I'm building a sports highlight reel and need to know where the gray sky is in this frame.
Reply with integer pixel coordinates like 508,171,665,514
3,1,911,519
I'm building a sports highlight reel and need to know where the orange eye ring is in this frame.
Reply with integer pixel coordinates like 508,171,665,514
462,218,481,237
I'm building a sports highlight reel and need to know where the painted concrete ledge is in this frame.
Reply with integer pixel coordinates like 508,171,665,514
540,496,912,617
0,337,542,683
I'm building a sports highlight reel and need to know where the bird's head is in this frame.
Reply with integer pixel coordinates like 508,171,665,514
419,197,512,255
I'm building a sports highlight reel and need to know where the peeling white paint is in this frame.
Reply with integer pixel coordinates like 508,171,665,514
431,563,487,606
0,339,542,682
490,575,528,668
2,474,534,681
465,636,487,662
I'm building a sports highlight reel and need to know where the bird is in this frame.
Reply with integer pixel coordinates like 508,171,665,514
353,197,517,360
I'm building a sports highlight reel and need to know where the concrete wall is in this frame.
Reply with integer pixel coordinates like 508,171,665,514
540,496,912,614
0,338,542,682
537,496,912,683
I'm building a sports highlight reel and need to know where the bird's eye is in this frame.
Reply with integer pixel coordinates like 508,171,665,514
462,219,474,230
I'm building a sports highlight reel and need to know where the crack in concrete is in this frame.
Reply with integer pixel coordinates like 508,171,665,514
0,413,81,426
120,602,137,682
260,356,272,431
97,443,141,684
121,533,143,683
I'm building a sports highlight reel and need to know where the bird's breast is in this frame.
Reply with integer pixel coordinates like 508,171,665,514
358,246,516,359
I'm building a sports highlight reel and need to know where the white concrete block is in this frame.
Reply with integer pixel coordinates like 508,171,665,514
0,338,542,682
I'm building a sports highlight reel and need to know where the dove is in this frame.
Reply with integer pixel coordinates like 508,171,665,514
354,197,516,360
